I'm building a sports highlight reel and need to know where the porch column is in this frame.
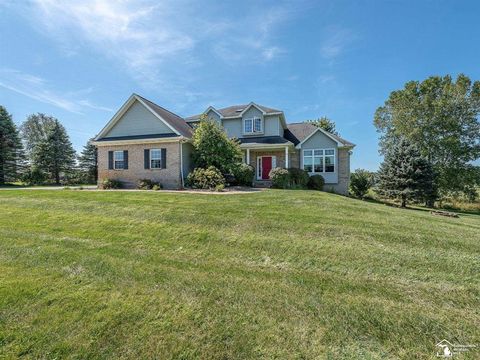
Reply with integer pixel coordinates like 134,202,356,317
246,148,250,165
285,146,289,168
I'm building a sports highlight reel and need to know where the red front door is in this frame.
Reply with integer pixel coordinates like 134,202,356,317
261,156,272,180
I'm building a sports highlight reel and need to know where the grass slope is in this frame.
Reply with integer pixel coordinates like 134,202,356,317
0,190,478,359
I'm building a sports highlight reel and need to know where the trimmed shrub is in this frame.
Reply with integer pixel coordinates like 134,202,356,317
287,168,310,189
269,167,290,189
308,175,325,190
186,166,225,190
350,169,374,198
152,184,161,191
232,163,254,186
137,179,161,190
102,178,122,189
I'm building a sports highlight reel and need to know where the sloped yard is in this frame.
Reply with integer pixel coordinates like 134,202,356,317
0,190,478,359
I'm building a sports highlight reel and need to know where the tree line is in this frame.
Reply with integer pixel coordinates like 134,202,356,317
0,107,97,186
350,74,480,207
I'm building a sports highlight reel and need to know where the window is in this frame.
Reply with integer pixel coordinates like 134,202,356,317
244,117,262,134
114,151,125,169
303,149,335,173
150,149,162,169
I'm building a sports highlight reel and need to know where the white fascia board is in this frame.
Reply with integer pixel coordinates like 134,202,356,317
92,136,184,147
95,94,137,140
294,128,343,149
134,95,180,135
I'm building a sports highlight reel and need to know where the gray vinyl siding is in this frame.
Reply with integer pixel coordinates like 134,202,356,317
104,99,172,137
222,107,282,138
300,131,339,184
206,109,221,124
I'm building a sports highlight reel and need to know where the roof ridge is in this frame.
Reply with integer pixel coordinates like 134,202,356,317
135,94,185,120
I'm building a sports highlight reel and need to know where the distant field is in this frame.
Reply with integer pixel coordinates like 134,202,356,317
0,190,478,359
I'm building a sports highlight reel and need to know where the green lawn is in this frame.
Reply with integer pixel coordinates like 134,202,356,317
0,190,478,359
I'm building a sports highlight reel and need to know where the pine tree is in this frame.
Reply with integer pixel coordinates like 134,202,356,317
0,106,23,184
78,139,97,184
33,119,76,185
308,116,339,135
377,139,436,207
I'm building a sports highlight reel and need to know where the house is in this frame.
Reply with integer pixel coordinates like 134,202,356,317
92,94,355,193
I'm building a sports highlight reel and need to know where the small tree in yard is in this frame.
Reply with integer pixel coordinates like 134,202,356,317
350,169,374,199
78,138,97,184
377,139,436,207
192,115,242,174
33,120,76,185
0,106,23,184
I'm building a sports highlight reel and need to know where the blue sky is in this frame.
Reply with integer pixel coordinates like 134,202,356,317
1,0,479,170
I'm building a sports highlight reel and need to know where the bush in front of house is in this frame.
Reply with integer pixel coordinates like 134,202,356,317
137,179,162,190
186,166,225,190
350,169,375,199
269,167,290,189
232,163,255,186
308,174,325,190
287,168,310,189
102,178,123,189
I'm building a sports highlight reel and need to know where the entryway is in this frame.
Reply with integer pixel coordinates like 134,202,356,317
256,156,276,180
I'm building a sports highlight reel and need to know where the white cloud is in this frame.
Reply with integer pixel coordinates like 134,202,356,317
320,26,356,60
0,68,113,113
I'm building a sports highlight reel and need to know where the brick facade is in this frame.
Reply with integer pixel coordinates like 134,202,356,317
97,141,182,189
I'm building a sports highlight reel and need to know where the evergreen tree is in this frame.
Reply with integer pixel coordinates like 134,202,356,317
33,120,76,184
377,139,436,207
78,139,97,184
0,106,23,184
308,116,339,135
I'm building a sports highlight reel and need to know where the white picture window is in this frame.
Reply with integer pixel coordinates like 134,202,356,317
244,117,262,134
150,149,162,169
303,149,335,173
114,151,125,170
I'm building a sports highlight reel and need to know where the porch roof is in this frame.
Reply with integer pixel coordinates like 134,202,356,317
238,136,293,147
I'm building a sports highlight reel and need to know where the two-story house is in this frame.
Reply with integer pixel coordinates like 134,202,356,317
93,94,355,193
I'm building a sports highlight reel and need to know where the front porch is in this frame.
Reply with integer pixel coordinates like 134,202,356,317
241,143,298,182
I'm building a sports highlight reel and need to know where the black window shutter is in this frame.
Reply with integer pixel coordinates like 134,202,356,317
161,148,167,169
144,149,150,169
123,150,128,169
108,151,113,170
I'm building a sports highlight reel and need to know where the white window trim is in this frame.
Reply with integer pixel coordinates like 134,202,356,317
113,150,125,170
256,155,276,180
150,148,162,169
244,117,263,135
302,148,335,174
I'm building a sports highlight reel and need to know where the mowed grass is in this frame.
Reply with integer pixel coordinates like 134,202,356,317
0,190,478,359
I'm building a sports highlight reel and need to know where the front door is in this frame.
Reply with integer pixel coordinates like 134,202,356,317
261,156,272,180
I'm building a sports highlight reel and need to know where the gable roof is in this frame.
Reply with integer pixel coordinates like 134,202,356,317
185,102,282,121
284,122,355,148
95,94,192,140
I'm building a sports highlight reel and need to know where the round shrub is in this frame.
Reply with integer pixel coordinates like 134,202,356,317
269,167,290,189
287,168,310,189
186,166,225,190
137,179,161,190
102,178,122,189
232,163,254,186
350,169,374,198
308,174,325,190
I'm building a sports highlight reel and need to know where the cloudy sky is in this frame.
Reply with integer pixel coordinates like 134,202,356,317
1,0,479,170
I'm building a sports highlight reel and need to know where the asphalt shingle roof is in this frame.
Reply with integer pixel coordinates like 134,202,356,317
185,103,282,121
284,122,355,147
